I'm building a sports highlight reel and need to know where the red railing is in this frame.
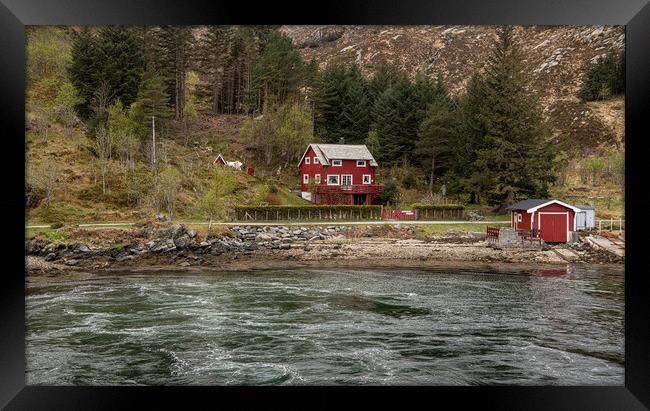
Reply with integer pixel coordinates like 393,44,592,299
486,227,500,243
316,184,383,195
382,209,417,220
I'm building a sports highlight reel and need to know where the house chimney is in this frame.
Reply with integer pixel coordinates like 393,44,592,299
339,137,345,144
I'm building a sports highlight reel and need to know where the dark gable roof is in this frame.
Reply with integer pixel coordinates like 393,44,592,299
506,199,551,211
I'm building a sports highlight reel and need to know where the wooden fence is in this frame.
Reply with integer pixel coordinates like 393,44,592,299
381,209,417,220
235,206,382,221
596,219,625,233
413,208,465,220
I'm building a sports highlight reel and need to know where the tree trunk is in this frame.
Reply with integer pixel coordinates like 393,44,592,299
429,152,435,194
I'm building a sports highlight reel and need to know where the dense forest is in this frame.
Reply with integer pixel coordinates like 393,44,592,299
26,25,625,222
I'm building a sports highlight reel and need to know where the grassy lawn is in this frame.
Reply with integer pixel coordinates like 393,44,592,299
417,222,509,235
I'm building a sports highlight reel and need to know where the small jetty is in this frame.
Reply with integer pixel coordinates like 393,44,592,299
585,235,625,257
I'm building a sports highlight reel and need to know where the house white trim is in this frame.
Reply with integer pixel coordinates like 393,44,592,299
303,174,309,184
356,160,366,167
362,174,371,184
313,157,319,164
332,159,342,167
305,157,310,165
342,174,353,186
526,200,581,213
327,175,340,185
315,174,321,184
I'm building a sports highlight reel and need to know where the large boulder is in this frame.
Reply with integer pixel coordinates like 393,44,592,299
173,234,192,249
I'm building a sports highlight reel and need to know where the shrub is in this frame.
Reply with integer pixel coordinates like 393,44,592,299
378,181,398,205
402,173,417,189
265,192,281,205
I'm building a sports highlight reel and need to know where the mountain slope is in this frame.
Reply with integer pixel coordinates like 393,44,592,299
281,25,625,152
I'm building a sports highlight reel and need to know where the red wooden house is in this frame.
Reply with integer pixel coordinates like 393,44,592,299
506,199,581,243
298,143,382,205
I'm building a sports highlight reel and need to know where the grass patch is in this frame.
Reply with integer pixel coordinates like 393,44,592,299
45,230,71,242
416,222,509,236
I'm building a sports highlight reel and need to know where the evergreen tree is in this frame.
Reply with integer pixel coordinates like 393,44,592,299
69,28,99,119
578,50,625,101
250,30,304,112
368,62,402,104
137,68,173,125
372,74,431,164
95,27,145,109
415,76,456,193
339,64,370,144
196,26,234,113
314,64,347,142
447,73,488,203
150,26,194,120
470,26,555,207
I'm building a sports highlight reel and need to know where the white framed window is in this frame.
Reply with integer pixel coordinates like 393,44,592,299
313,157,319,164
327,175,340,185
332,159,342,167
303,174,309,184
362,175,371,184
517,213,522,223
305,157,310,165
342,175,353,186
356,160,366,167
315,174,321,184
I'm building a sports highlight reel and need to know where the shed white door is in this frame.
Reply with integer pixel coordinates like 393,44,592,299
576,212,587,230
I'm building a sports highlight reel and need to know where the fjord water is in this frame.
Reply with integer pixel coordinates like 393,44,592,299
26,265,624,385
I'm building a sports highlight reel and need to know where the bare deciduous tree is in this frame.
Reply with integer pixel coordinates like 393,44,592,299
94,125,113,194
28,160,61,208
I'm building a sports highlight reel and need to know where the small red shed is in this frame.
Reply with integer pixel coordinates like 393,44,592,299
506,199,581,243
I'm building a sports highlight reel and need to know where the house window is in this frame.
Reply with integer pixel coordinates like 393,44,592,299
303,174,309,184
517,213,522,222
327,175,340,185
332,160,342,167
305,157,310,165
342,175,352,186
362,175,371,184
313,157,319,164
315,174,321,184
357,160,366,167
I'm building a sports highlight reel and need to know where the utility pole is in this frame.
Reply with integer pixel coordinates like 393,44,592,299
151,115,156,167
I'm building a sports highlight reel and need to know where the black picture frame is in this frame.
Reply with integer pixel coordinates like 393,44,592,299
2,0,649,409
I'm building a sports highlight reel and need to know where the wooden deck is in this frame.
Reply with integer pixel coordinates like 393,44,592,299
316,184,382,195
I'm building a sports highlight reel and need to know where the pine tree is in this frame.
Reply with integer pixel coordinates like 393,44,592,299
196,26,234,114
69,28,99,119
314,64,347,142
415,76,456,193
448,73,488,203
137,68,173,123
372,74,427,164
95,27,145,109
151,26,194,120
578,50,625,101
339,64,370,144
250,30,304,112
471,26,555,208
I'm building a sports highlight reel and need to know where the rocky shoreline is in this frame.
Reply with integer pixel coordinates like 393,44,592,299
25,223,624,276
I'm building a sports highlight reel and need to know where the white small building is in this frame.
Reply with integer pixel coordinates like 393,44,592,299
576,206,596,230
